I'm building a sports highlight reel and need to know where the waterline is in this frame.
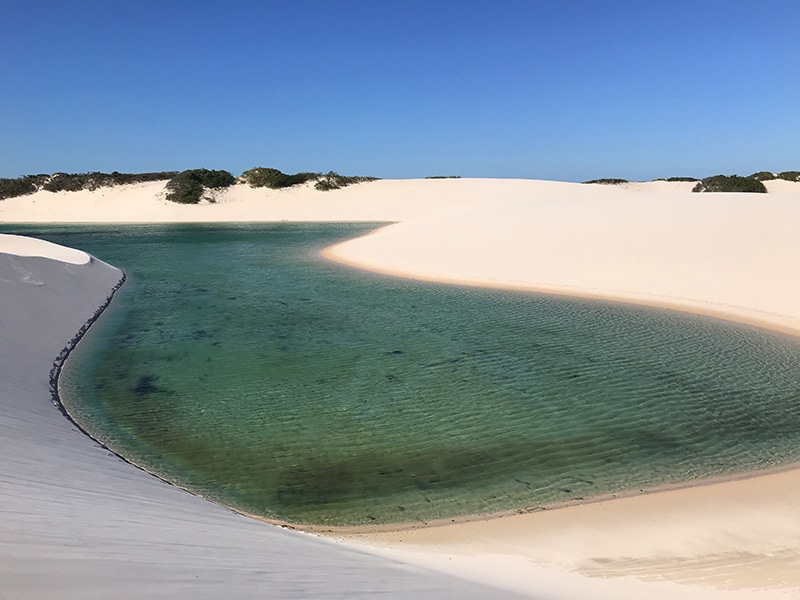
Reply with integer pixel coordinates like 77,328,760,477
8,223,800,527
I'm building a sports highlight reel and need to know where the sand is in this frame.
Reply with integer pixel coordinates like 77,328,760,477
2,177,800,598
0,233,90,264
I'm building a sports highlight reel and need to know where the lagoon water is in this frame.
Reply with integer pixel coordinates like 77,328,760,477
7,223,800,527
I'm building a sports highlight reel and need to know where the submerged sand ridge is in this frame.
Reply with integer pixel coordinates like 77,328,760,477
2,177,800,598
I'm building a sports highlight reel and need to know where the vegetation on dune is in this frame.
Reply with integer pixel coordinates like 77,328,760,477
745,171,799,183
0,166,380,203
582,170,800,192
43,171,179,192
3,166,797,203
777,171,800,182
241,166,379,192
0,174,49,200
745,171,800,183
692,175,768,193
241,167,320,189
313,171,379,191
0,171,177,200
107,171,180,185
165,169,236,204
582,178,628,185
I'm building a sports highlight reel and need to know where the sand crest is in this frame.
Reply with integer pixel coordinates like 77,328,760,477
0,233,90,264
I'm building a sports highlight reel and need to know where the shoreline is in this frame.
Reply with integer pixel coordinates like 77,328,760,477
322,233,800,339
259,458,800,536
49,271,127,438
46,227,800,540
51,271,212,499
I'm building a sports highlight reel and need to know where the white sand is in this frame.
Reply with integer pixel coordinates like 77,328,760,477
3,177,800,598
0,233,90,264
325,178,800,336
0,179,482,223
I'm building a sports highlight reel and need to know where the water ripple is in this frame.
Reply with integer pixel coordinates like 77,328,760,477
12,222,800,527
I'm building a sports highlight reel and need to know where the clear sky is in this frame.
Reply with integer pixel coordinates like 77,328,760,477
2,0,798,181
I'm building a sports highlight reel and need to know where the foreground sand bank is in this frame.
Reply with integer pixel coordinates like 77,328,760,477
342,466,800,598
3,177,800,597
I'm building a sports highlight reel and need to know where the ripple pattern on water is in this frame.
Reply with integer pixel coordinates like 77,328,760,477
6,223,800,526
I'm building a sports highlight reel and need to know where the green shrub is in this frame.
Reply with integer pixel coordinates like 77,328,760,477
0,176,36,200
653,176,699,182
165,169,235,204
242,167,379,191
109,171,178,185
201,169,236,189
39,171,177,193
313,178,339,191
692,175,767,193
749,171,776,181
425,175,461,179
0,174,49,200
582,178,628,185
43,172,97,192
44,171,106,192
314,171,379,191
777,171,800,182
241,167,320,189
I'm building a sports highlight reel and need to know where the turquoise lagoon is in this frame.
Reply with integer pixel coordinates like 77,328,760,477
6,223,800,527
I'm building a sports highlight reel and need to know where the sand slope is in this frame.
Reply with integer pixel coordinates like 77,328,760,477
0,233,90,264
325,179,800,336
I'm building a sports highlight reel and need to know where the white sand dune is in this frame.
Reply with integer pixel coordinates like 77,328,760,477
0,233,90,264
2,177,800,598
326,179,800,336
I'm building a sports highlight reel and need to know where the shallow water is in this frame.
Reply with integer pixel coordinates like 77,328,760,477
6,223,800,526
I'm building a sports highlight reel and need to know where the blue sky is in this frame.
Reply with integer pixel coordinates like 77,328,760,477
2,0,798,181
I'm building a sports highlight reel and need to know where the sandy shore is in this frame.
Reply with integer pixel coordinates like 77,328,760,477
2,177,800,598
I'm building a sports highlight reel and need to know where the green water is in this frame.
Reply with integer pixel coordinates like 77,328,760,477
6,223,800,526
